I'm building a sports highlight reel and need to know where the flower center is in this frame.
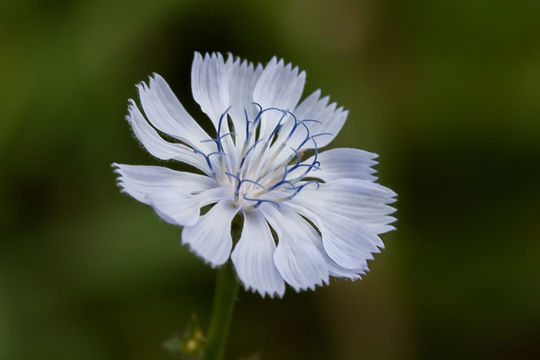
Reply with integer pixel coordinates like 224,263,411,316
195,104,330,210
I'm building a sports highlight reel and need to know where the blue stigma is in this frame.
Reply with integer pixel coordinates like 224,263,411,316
243,108,251,141
287,180,320,200
193,149,224,171
242,194,281,209
225,172,266,196
200,132,236,146
239,139,263,169
214,106,232,152
268,179,296,191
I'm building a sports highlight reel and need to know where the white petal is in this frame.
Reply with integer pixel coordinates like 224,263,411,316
289,178,397,269
294,204,381,269
147,187,229,227
259,198,366,280
308,226,368,280
137,73,213,152
258,204,328,291
327,263,367,280
231,210,285,297
293,90,348,148
305,148,379,182
182,200,239,267
126,99,211,174
367,224,397,234
292,179,397,234
113,163,216,204
226,55,263,146
190,52,241,169
191,52,230,127
253,57,306,138
253,57,306,110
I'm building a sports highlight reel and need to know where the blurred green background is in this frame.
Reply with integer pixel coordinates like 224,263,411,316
1,0,539,359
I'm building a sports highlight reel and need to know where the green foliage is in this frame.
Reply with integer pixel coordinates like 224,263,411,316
163,315,206,360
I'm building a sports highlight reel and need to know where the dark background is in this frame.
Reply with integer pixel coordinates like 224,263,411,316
1,0,539,359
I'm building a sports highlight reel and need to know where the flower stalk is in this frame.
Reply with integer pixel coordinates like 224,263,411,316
203,222,242,360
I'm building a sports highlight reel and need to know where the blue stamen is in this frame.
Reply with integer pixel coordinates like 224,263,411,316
311,132,334,139
300,119,322,124
297,137,320,178
266,110,290,143
243,194,280,209
288,146,302,165
240,179,266,190
207,151,226,159
243,108,251,141
224,171,241,183
251,102,263,113
268,179,296,191
193,149,214,170
192,149,225,174
215,106,232,151
251,102,264,125
286,162,321,175
268,122,282,142
200,132,236,145
288,180,320,199
224,172,266,190
239,139,263,169
294,120,313,149
225,172,266,200
283,111,301,140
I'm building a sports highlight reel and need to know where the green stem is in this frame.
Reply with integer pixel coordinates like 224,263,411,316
203,260,240,360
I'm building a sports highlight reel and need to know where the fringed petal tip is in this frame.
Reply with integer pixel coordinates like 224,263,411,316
241,284,285,299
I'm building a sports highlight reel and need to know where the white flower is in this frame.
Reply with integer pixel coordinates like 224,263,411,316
113,52,397,297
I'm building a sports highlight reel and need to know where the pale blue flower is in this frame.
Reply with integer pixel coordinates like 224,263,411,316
113,52,397,297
